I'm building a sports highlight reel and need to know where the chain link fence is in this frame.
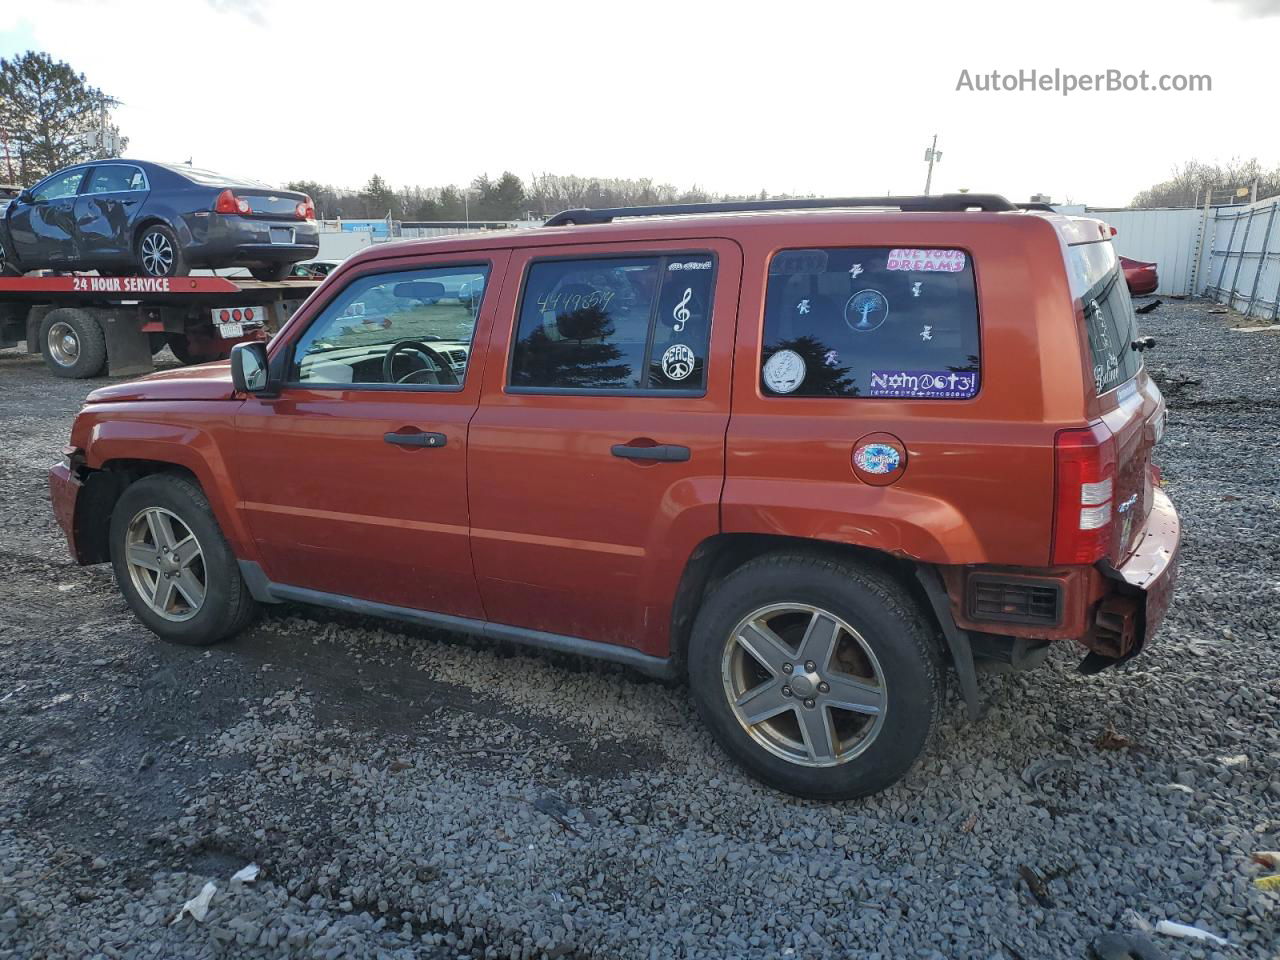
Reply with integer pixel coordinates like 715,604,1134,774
1199,196,1280,322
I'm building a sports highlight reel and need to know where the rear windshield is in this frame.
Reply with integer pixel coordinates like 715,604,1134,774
158,163,271,189
761,247,980,398
1068,240,1142,395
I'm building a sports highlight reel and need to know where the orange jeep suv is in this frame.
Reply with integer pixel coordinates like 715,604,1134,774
49,194,1179,799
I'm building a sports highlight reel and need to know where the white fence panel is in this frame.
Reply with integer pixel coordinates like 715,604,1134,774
1202,197,1280,321
317,231,374,262
1084,208,1204,296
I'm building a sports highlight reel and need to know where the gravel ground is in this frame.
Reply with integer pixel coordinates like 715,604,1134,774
0,300,1277,960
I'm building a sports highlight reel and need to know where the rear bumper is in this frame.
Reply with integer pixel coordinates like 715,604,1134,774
181,215,319,267
940,485,1181,664
1101,485,1180,654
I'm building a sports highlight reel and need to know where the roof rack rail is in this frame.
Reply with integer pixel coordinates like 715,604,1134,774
544,193,1018,226
1016,202,1056,212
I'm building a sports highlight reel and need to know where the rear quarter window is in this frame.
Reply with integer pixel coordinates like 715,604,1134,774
1068,240,1142,395
761,247,980,398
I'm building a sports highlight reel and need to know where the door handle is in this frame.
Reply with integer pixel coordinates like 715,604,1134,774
384,431,447,448
611,443,690,462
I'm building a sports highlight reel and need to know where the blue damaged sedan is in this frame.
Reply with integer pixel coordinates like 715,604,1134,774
0,160,319,281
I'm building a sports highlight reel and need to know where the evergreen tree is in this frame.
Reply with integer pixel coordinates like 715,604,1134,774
360,174,398,219
0,51,127,183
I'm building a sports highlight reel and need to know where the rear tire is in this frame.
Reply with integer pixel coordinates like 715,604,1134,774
38,308,107,378
688,553,942,800
108,473,257,646
136,224,189,278
165,334,198,365
249,263,291,282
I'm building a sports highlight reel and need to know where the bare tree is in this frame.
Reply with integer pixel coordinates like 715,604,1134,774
1131,158,1280,207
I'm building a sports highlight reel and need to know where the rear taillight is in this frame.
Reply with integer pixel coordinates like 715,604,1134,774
214,189,251,215
296,196,315,220
1051,422,1118,565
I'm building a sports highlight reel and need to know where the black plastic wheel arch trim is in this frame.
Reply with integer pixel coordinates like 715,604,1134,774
915,565,983,720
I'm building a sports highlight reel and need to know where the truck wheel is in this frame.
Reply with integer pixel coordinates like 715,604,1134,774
249,263,291,282
136,224,189,278
165,334,207,365
38,308,107,378
108,473,257,646
688,553,942,800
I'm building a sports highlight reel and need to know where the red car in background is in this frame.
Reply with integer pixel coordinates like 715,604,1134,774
1120,256,1159,296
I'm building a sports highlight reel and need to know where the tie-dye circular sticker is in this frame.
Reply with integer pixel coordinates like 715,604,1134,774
854,443,901,475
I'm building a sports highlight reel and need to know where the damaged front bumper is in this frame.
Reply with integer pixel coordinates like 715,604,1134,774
48,460,83,561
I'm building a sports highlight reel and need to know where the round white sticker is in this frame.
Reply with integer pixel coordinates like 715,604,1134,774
661,343,696,381
763,349,806,394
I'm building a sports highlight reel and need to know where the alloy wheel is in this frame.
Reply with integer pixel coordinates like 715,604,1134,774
140,231,174,276
721,603,887,767
124,507,206,621
46,321,81,368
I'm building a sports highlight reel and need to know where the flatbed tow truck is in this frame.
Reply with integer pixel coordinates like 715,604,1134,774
0,274,321,378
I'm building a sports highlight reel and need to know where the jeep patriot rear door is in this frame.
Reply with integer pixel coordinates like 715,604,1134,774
468,240,742,656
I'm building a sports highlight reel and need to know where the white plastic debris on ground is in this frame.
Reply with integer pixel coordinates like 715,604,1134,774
230,863,260,884
171,881,217,924
1153,920,1230,946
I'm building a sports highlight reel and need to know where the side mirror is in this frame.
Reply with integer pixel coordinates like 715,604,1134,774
230,341,273,394
18,190,33,204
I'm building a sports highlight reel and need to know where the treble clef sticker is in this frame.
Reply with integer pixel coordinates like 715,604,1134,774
672,287,692,332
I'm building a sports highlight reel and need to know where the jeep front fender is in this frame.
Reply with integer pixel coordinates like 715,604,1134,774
78,409,257,560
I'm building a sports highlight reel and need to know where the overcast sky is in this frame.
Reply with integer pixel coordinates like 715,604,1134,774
3,0,1278,207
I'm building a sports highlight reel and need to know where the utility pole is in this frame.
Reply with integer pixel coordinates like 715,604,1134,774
923,135,942,195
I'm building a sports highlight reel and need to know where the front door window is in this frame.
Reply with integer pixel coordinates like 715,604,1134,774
291,265,490,388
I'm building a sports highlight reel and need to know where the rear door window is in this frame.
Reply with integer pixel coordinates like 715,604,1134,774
1068,241,1142,395
510,253,715,392
761,247,980,398
85,164,147,193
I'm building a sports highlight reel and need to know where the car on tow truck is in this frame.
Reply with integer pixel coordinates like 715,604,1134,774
0,159,318,281
47,194,1180,800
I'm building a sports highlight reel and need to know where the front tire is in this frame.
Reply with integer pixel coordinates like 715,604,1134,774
688,553,942,800
38,307,107,378
108,474,257,646
136,224,189,278
249,263,291,282
0,236,22,276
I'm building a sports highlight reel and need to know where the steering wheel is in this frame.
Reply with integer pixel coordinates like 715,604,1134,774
382,339,460,386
